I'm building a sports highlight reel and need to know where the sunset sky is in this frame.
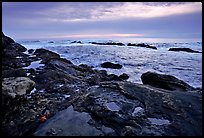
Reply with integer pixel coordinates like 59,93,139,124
2,2,202,41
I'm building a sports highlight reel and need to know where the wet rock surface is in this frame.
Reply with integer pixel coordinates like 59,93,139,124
2,33,202,136
101,62,123,69
141,71,195,91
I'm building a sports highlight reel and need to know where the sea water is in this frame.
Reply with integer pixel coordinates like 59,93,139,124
18,39,202,88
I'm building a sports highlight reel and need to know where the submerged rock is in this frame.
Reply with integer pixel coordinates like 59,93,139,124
127,43,157,50
168,48,201,53
141,71,195,91
101,62,123,69
90,42,125,46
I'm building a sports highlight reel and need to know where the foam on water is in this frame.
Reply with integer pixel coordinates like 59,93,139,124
19,39,202,88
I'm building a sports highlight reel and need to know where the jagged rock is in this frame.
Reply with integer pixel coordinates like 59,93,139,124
141,71,195,91
34,48,60,63
168,48,201,53
2,77,35,98
101,62,123,69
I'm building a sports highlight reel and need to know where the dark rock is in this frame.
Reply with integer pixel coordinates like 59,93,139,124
11,43,27,52
45,58,80,76
119,73,129,80
48,41,54,43
71,41,82,44
73,81,202,136
2,32,15,48
28,49,34,54
141,71,195,91
168,48,201,53
101,62,123,69
108,74,121,81
127,43,157,50
146,45,157,50
34,48,60,63
2,68,27,78
90,42,125,46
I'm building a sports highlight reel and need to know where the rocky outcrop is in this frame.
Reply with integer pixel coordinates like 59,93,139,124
34,48,60,63
101,62,123,69
2,32,202,136
127,43,157,50
72,81,202,136
90,42,125,46
71,41,82,44
141,71,195,91
168,48,201,53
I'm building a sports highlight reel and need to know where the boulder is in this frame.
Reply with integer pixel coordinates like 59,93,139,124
34,48,60,63
119,73,129,80
141,71,195,91
2,77,35,98
101,62,123,69
28,49,34,54
168,48,201,53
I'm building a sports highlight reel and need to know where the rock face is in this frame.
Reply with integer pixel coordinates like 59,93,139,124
2,32,202,136
141,71,195,91
2,77,35,98
101,62,123,69
168,48,201,53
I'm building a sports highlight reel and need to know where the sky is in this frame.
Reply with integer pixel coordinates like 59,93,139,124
2,2,202,42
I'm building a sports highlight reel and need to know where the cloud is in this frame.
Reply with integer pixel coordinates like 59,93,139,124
34,2,202,22
90,2,202,20
2,2,202,40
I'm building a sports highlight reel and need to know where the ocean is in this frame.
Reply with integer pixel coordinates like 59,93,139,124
17,38,202,88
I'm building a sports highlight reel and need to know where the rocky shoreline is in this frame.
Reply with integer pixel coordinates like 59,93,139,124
2,32,202,136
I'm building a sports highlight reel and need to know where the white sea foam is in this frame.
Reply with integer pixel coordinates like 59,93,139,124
147,118,171,126
19,40,202,88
